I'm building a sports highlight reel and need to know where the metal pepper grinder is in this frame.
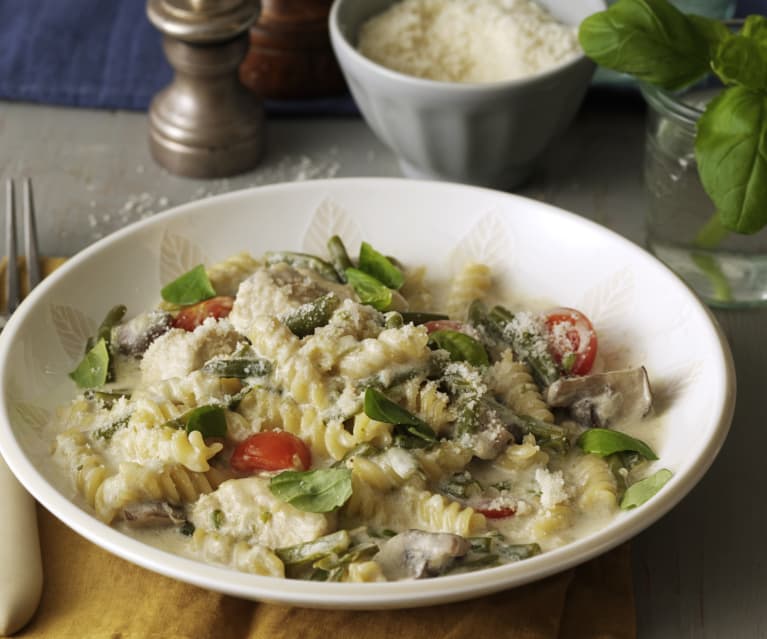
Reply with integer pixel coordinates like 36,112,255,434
147,0,264,178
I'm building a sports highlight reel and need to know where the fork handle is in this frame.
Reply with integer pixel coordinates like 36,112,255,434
0,458,43,635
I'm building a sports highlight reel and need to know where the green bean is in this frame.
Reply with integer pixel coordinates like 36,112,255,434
84,389,132,408
265,251,340,282
327,235,353,283
497,543,541,561
93,416,129,441
489,304,560,388
384,312,404,329
448,537,540,575
441,473,482,499
483,397,569,453
275,530,351,566
87,304,127,352
284,293,341,338
202,357,271,378
355,364,425,393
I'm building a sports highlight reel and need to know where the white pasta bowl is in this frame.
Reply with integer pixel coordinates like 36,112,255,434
329,0,605,189
0,178,734,609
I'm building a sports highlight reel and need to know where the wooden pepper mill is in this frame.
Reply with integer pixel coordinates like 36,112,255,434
239,0,346,99
146,0,264,178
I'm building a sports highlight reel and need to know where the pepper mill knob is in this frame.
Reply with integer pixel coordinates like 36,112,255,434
147,0,264,178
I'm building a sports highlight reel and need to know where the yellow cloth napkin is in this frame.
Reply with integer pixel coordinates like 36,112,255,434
6,258,636,639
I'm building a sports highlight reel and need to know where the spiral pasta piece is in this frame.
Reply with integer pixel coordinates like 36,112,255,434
446,262,492,319
206,251,262,297
569,452,618,512
488,349,554,423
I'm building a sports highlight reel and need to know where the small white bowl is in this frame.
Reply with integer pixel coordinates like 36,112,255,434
0,178,735,609
330,0,605,189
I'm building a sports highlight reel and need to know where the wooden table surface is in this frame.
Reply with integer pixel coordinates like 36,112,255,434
1,89,763,638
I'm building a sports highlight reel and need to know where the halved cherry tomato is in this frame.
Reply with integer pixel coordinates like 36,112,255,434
423,320,465,334
544,307,598,376
172,296,234,332
230,431,312,473
473,503,516,519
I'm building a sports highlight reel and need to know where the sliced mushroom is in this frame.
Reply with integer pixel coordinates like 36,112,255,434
374,530,471,580
113,310,172,356
121,501,186,528
471,424,512,460
545,366,653,428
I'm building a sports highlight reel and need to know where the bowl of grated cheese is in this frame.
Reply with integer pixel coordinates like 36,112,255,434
329,0,605,189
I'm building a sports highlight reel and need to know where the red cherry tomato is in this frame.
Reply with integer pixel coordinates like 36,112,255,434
544,307,598,376
423,320,465,334
473,503,516,519
230,431,312,473
172,296,234,331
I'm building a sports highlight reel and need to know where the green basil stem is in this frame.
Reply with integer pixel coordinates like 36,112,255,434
692,211,733,303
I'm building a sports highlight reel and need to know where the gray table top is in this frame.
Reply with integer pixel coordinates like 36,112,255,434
1,90,762,638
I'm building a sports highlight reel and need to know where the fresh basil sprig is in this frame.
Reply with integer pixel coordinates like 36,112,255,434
270,468,353,513
428,329,489,367
579,1,767,235
620,468,673,509
161,264,216,306
577,428,658,460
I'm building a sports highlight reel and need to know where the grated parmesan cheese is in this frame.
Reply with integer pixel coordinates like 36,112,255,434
357,0,581,83
535,468,569,509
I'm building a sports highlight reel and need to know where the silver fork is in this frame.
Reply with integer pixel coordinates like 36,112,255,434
0,178,44,635
3,178,41,326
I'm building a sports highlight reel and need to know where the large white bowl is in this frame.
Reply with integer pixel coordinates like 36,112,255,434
0,178,735,609
329,0,605,189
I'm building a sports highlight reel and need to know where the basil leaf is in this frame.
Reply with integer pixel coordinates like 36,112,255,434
696,87,767,234
742,14,767,43
364,387,437,447
688,14,732,57
712,35,767,91
578,0,716,90
364,387,427,428
358,242,404,290
577,428,658,460
84,304,126,384
161,264,216,305
270,469,353,513
185,405,227,438
345,267,392,311
69,338,110,388
165,405,227,438
428,329,489,367
620,468,673,509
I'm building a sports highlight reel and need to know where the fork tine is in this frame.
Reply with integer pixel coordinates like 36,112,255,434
5,180,19,314
23,178,41,290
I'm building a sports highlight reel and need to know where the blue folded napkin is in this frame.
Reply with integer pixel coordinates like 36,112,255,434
0,0,357,115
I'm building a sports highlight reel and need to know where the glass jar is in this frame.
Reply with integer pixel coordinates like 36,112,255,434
641,81,767,307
